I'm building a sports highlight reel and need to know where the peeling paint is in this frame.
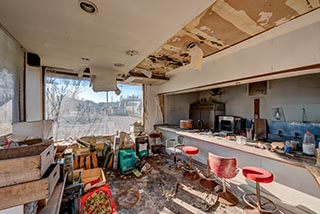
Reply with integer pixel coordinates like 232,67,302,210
131,0,320,76
211,0,265,35
286,0,319,14
182,29,225,49
171,37,182,43
274,17,291,26
162,44,185,53
258,11,273,26
199,25,212,32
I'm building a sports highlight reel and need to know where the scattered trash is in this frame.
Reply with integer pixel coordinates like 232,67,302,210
24,201,38,214
132,169,143,178
116,188,141,209
199,178,218,191
214,185,223,193
170,182,218,212
140,162,152,174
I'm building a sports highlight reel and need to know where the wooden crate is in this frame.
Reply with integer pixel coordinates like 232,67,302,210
0,163,60,210
74,167,106,192
0,144,55,188
73,152,98,170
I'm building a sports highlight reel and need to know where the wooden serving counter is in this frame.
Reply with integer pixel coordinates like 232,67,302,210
157,126,320,188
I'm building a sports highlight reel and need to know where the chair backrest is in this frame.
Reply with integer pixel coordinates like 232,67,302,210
208,152,238,179
165,139,176,148
177,135,184,144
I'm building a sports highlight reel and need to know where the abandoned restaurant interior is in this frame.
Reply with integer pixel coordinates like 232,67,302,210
0,0,320,214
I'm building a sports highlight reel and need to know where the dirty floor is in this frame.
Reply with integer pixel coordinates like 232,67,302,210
104,152,291,214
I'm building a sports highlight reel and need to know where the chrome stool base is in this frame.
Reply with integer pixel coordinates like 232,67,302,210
243,193,277,213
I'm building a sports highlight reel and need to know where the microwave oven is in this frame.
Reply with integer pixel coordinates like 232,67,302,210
218,116,246,134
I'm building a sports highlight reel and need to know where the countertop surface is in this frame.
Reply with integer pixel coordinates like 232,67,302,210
157,125,320,187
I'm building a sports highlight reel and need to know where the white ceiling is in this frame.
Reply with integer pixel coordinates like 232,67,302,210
0,0,214,73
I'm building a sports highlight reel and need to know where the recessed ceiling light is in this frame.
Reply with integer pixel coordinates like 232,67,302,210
126,50,139,56
114,63,125,68
79,0,98,14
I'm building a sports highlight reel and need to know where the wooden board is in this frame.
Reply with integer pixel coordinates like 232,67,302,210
91,152,98,168
254,119,267,140
0,164,59,210
0,144,54,187
79,156,84,169
38,175,66,214
85,155,91,169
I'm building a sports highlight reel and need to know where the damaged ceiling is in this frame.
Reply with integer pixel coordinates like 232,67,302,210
130,0,320,78
0,0,319,84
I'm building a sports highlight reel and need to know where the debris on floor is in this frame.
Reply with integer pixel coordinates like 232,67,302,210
105,153,249,214
116,188,141,209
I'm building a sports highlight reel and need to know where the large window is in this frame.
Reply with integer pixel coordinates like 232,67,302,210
0,66,19,136
45,75,143,141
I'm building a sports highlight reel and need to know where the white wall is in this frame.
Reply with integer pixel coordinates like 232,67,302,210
25,64,43,121
0,26,24,142
144,85,163,133
144,11,320,131
164,92,198,124
197,73,320,122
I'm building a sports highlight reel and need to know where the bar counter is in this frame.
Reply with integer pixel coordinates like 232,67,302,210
157,126,320,188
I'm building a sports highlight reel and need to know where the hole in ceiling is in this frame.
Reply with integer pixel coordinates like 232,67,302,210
126,50,139,56
81,57,90,61
114,63,125,67
79,0,98,14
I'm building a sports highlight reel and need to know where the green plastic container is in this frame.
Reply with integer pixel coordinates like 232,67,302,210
118,149,137,173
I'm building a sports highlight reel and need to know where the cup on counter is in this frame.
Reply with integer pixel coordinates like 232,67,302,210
285,140,299,151
236,136,247,145
284,145,292,153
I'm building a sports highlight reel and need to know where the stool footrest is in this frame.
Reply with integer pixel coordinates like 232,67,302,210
243,193,277,213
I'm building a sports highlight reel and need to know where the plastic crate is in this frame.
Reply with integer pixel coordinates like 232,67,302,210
119,149,137,173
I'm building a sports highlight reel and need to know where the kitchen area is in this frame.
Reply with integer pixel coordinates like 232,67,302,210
1,0,320,213
155,72,320,211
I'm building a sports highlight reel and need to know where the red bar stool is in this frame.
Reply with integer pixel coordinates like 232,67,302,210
199,158,218,191
208,152,239,206
182,146,200,180
242,166,277,213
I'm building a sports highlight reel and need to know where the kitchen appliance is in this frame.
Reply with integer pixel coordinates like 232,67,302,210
218,116,246,134
190,102,225,131
180,119,193,129
131,135,149,158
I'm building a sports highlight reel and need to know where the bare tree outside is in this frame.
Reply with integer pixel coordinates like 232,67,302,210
45,75,143,141
0,67,15,136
